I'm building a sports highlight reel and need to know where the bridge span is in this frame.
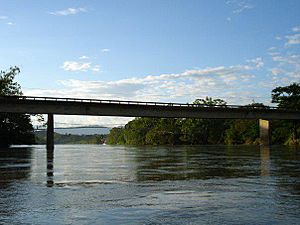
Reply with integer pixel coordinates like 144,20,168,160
0,95,299,119
0,95,299,148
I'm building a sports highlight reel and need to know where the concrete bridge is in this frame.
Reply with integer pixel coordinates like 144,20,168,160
1,95,300,148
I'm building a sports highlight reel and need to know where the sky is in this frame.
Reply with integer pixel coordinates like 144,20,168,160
0,0,300,128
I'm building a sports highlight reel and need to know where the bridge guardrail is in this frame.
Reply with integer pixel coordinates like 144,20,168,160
0,95,291,111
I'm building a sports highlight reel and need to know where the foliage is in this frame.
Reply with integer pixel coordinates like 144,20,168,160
272,83,300,110
0,67,35,146
107,89,300,146
0,66,22,96
272,83,300,144
106,127,125,144
225,119,259,145
107,97,230,145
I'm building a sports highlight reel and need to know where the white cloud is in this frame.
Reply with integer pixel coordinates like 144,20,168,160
79,55,89,60
226,0,254,19
271,68,285,76
62,61,91,72
285,33,300,45
91,65,101,72
26,59,271,126
268,47,276,51
0,16,8,20
7,22,14,26
233,4,254,14
101,49,111,53
292,26,300,32
272,54,300,65
270,53,300,81
246,57,264,68
33,60,261,103
62,60,102,73
50,7,87,16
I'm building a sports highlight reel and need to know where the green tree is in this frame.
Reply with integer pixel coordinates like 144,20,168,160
180,97,228,144
272,83,300,144
224,103,266,145
225,119,259,145
145,118,181,145
123,118,158,145
106,127,125,144
0,67,35,147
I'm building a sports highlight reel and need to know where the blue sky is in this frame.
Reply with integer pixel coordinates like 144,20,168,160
1,0,300,126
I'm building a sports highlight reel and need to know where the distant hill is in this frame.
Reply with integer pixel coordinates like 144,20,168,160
54,127,111,135
35,131,107,144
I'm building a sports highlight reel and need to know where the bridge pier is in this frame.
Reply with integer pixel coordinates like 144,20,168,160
47,114,54,151
259,119,270,146
46,114,54,187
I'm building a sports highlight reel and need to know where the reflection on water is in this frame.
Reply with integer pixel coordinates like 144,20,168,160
0,145,299,224
260,146,270,176
0,147,32,188
133,146,265,181
46,149,54,187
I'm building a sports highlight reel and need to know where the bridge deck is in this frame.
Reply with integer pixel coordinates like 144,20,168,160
0,96,299,120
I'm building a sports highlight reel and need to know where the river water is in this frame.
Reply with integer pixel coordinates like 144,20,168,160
0,145,299,224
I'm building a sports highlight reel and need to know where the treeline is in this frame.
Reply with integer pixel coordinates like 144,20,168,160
107,82,300,146
35,131,107,144
107,116,298,146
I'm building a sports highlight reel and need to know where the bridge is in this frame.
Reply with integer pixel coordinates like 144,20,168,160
1,95,300,148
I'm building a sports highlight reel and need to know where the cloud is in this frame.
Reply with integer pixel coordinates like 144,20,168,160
31,59,261,103
272,54,300,65
79,55,89,60
292,26,300,32
91,65,101,72
270,53,300,80
246,57,264,68
6,22,15,26
62,60,101,73
62,61,91,72
285,33,300,45
226,0,254,20
267,27,300,88
232,3,254,14
26,59,269,126
101,49,111,53
0,16,8,20
50,7,87,16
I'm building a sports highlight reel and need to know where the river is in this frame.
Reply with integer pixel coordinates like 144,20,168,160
0,145,299,224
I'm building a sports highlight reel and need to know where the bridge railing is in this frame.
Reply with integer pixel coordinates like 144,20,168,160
0,95,286,110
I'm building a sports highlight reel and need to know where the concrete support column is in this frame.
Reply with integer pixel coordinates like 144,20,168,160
46,114,54,187
47,114,54,151
259,119,270,146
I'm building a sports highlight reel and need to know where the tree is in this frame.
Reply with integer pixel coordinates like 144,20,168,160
145,118,181,145
272,83,300,144
224,103,265,145
180,97,228,144
272,83,300,110
0,67,35,147
106,127,125,144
